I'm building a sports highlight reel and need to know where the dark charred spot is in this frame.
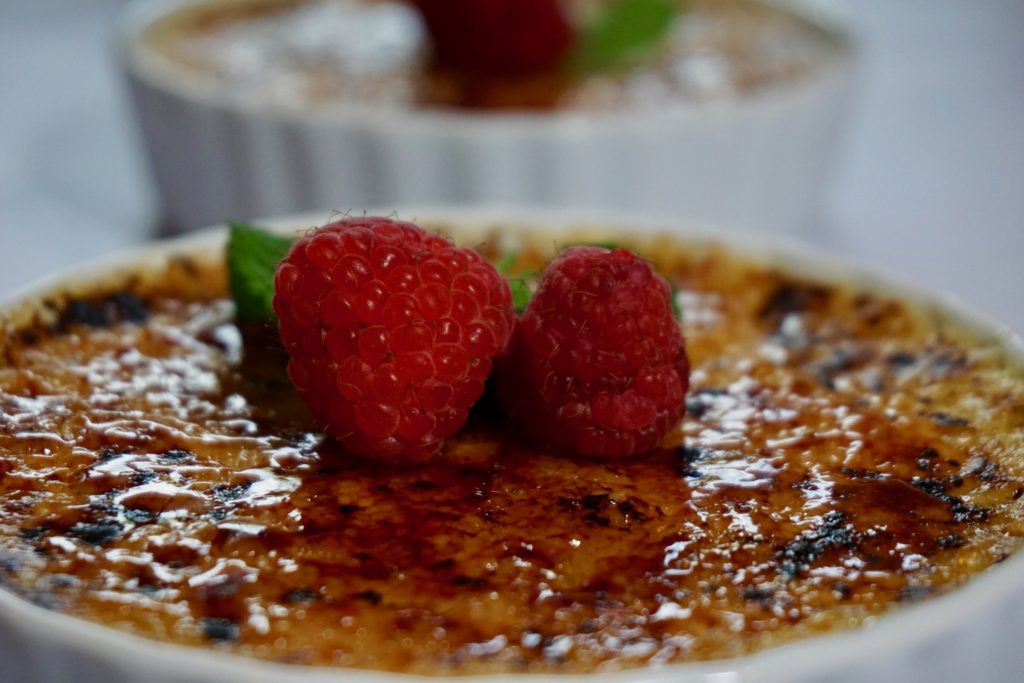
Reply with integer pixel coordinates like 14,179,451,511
56,293,150,332
199,617,239,642
840,467,887,481
911,477,990,523
283,588,319,604
49,574,77,588
758,282,830,322
212,483,251,502
909,478,946,498
936,534,966,550
18,330,39,346
777,511,859,579
67,522,121,546
916,447,940,472
338,504,361,516
355,590,382,605
685,388,727,418
928,352,967,378
161,449,195,462
576,495,613,527
97,448,124,463
411,480,438,490
58,300,108,330
556,497,580,512
962,456,1002,483
832,582,852,600
124,508,155,524
452,576,487,589
675,445,707,478
814,347,864,390
429,559,455,570
88,493,118,515
556,494,646,529
617,499,648,523
106,293,150,323
928,412,970,428
886,352,917,369
130,470,158,487
19,525,49,541
198,324,238,352
741,587,774,605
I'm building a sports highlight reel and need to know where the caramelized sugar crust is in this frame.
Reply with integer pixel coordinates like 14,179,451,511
1,233,1023,674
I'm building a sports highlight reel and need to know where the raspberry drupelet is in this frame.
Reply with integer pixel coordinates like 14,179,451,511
498,246,689,458
412,0,573,76
273,217,515,463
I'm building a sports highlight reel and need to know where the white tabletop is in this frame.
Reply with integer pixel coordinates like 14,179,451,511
2,0,1023,338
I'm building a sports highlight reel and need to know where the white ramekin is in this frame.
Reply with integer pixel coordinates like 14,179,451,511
117,0,856,235
1,206,1022,683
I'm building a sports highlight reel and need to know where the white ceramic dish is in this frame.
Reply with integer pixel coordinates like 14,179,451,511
117,0,855,235
0,207,1022,683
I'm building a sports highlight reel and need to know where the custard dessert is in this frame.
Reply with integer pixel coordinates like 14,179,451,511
0,224,1022,675
142,0,843,111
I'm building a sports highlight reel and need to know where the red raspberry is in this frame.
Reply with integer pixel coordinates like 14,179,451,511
412,0,573,76
273,218,515,463
497,247,689,458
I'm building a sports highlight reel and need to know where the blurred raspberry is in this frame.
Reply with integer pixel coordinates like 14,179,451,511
273,217,515,463
497,246,689,457
412,0,573,76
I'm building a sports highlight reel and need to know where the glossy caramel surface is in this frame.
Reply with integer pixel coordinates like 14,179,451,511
1,234,1024,674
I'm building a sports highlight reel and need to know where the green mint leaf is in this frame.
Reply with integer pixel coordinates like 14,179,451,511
493,251,537,314
227,221,294,322
494,252,519,275
571,0,680,74
509,277,536,314
669,280,684,323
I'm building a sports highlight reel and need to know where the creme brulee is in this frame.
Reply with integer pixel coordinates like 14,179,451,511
0,226,1022,674
141,0,843,111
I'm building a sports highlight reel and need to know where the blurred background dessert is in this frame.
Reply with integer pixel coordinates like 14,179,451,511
120,0,853,235
141,0,835,112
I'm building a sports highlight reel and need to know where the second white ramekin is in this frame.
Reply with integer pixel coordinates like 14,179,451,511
117,0,856,235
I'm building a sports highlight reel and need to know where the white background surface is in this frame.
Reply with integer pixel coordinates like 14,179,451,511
1,0,1023,333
